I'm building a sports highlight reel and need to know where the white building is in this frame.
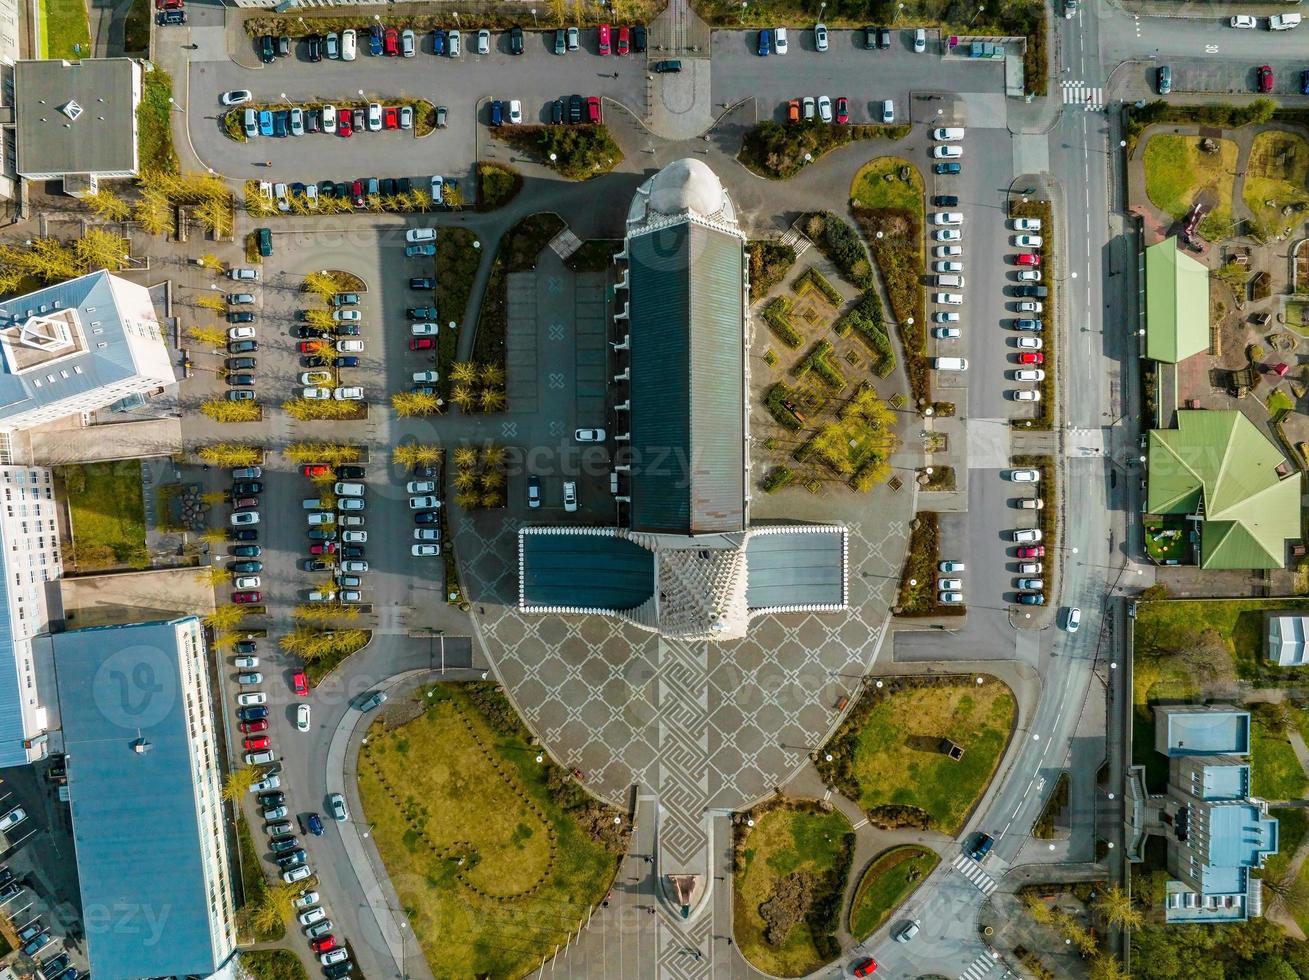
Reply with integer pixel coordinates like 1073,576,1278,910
0,465,60,766
1266,614,1309,666
0,270,175,436
54,617,237,978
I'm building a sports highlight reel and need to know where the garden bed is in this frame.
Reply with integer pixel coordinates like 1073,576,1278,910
498,124,623,179
436,228,482,397
739,122,909,179
847,845,939,940
472,213,565,371
476,161,522,210
58,461,149,572
749,240,797,295
894,512,963,617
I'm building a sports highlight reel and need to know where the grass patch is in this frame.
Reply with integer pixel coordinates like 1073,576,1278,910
1143,134,1237,238
566,239,621,272
357,683,621,980
500,125,623,180
1268,386,1296,420
471,214,565,372
241,951,307,980
739,122,910,180
123,0,151,53
235,812,285,942
847,845,939,940
749,240,797,295
1243,131,1309,241
1251,706,1309,801
138,67,180,175
894,512,963,617
1143,515,1191,564
850,157,923,211
58,461,148,571
816,674,1017,835
732,801,854,977
436,228,482,398
476,161,522,210
40,0,91,60
1032,772,1069,839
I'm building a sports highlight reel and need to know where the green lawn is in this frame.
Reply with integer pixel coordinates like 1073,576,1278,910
240,951,307,980
817,677,1017,834
1142,134,1236,237
847,846,938,940
1242,131,1309,240
1143,518,1190,564
137,68,179,174
1267,387,1296,419
734,804,853,977
59,461,149,571
1251,709,1309,801
357,684,618,980
850,157,922,212
234,812,285,942
40,0,91,60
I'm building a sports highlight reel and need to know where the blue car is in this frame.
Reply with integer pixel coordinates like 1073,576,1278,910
307,812,325,836
271,111,288,138
1302,69,1309,95
490,99,503,126
432,27,446,55
258,109,273,137
757,29,770,55
369,23,383,55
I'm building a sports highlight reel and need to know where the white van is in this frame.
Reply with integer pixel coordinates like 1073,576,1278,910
933,356,968,371
936,274,965,288
932,127,965,141
243,108,257,138
333,482,365,497
341,29,357,60
934,292,964,306
881,99,895,124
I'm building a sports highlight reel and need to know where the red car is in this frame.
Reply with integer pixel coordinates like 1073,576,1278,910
409,337,435,351
1258,65,1273,93
384,27,399,55
311,937,337,954
1016,545,1045,559
853,959,878,977
597,23,611,54
297,340,325,354
243,736,270,751
233,591,261,604
383,106,399,129
616,25,630,55
338,109,353,138
293,671,309,696
587,96,601,123
1015,252,1040,267
240,719,269,734
1018,351,1044,365
232,496,258,510
302,464,330,477
309,543,336,555
835,96,849,124
350,180,365,207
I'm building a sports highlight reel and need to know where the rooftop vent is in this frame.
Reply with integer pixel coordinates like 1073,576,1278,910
131,737,151,754
57,100,82,122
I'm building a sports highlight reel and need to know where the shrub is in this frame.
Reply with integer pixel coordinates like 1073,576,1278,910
476,162,521,210
763,296,803,348
749,240,796,295
762,467,795,492
766,383,805,431
805,212,873,288
795,339,847,391
837,292,895,378
793,267,843,306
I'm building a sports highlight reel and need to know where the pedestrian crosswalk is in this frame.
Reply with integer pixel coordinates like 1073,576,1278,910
959,950,1000,980
951,853,998,895
1061,80,1103,111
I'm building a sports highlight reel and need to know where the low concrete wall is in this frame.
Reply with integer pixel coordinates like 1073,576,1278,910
28,417,182,465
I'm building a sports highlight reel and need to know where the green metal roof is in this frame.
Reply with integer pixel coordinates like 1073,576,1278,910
1145,237,1210,363
627,222,745,535
519,532,654,610
1148,411,1302,568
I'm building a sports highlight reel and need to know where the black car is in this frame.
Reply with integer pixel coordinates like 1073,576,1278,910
510,25,524,54
272,111,288,138
275,850,307,871
269,835,300,854
632,24,647,51
301,559,330,572
337,465,365,479
551,99,564,125
40,954,68,979
341,545,365,560
1018,592,1045,605
352,107,366,132
308,528,337,541
229,528,258,541
233,481,263,495
877,26,891,48
334,324,360,337
306,109,321,133
414,511,439,524
932,195,959,207
319,180,336,198
296,326,330,339
226,373,255,387
259,34,276,63
256,791,284,809
651,59,682,73
863,25,878,48
232,544,262,558
409,277,435,289
307,33,323,61
228,311,256,324
568,94,584,124
1014,285,1048,299
407,307,436,320
227,356,257,371
256,227,272,257
323,962,354,980
0,882,19,901
333,181,349,199
242,707,271,725
380,177,397,197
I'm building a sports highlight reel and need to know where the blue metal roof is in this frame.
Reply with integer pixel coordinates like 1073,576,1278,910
1201,764,1249,801
745,530,845,609
0,560,26,767
520,533,654,610
54,617,225,979
1206,804,1278,872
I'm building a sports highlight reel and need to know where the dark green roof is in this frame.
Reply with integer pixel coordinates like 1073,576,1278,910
745,530,846,609
519,532,654,610
627,222,745,535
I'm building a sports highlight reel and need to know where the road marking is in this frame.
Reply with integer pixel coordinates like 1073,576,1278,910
1061,81,1103,111
951,854,998,895
1206,43,1218,53
852,817,868,830
960,950,1000,980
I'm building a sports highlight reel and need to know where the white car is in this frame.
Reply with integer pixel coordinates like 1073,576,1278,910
229,268,260,282
300,371,331,386
932,212,963,225
1014,388,1041,401
367,102,383,132
448,29,461,55
322,105,337,134
409,495,441,510
338,498,365,512
1017,269,1041,282
774,27,788,53
508,100,523,124
221,90,253,106
245,750,275,765
575,428,605,442
938,578,963,591
881,99,894,124
406,481,435,494
934,292,963,305
336,340,364,353
329,793,349,821
1230,14,1257,28
341,530,367,543
914,27,926,51
932,311,960,323
430,176,444,205
234,655,258,669
297,703,311,732
939,560,965,573
342,28,357,60
299,908,327,927
895,920,921,943
228,326,256,341
411,323,438,336
1015,336,1043,350
406,227,436,244
414,528,440,541
333,309,361,321
817,95,833,123
307,512,334,526
233,576,260,589
934,260,962,273
933,228,962,242
341,560,368,573
237,692,268,706
932,127,964,141
0,808,26,833
230,511,260,526
939,591,963,604
1008,468,1040,482
252,775,281,794
1013,235,1043,248
933,245,962,258
412,370,439,384
932,145,963,159
1014,369,1045,382
293,891,319,910
333,387,363,401
283,866,313,884
1064,607,1082,633
400,105,414,129
412,544,441,557
319,950,349,967
932,326,961,339
1011,217,1042,231
814,22,828,51
563,481,578,512
477,27,490,53
1010,528,1042,543
302,387,332,400
1016,301,1044,314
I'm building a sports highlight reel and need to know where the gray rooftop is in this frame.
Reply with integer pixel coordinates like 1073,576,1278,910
14,58,138,177
0,563,25,767
745,529,846,610
1155,705,1250,757
520,532,654,610
54,617,227,979
627,222,745,535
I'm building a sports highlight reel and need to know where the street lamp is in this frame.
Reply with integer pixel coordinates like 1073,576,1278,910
894,2,905,23
970,4,985,25
739,1,747,22
531,7,538,24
